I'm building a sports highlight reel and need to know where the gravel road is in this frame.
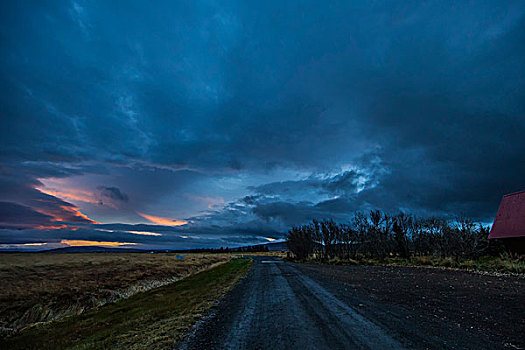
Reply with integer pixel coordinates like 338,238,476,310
178,257,524,350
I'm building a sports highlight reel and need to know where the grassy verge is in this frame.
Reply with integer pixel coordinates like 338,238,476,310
300,255,524,274
1,257,252,350
0,253,230,334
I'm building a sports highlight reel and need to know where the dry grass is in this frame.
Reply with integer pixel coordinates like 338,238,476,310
318,255,525,274
0,252,230,335
1,258,252,350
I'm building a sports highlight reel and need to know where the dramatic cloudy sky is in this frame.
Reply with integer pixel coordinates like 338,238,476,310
1,1,524,250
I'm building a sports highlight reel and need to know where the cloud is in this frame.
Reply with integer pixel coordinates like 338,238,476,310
137,213,188,226
98,186,129,202
0,223,282,251
0,171,97,226
60,239,137,247
0,202,55,227
0,1,524,248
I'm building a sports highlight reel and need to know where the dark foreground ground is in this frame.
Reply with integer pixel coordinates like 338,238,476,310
179,257,524,350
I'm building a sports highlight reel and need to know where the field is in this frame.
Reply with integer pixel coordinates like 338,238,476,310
0,252,231,336
1,258,252,350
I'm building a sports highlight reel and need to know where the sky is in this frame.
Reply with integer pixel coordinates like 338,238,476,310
1,1,524,250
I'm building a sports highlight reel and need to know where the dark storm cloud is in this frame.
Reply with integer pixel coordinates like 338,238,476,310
1,1,524,248
0,163,98,226
251,172,360,198
98,186,129,202
0,202,55,227
0,223,280,250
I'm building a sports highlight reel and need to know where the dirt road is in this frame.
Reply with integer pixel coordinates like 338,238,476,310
178,257,524,349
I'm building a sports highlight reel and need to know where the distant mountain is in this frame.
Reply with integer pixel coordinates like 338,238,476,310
44,241,288,253
255,241,288,252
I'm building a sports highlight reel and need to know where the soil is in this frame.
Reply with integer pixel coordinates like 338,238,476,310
297,263,524,349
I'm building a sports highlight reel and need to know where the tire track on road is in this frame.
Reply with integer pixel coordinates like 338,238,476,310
179,257,404,349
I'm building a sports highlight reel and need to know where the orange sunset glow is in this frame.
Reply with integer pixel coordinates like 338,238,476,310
35,224,69,230
37,187,99,205
33,185,99,225
60,206,99,224
60,240,138,247
138,212,188,226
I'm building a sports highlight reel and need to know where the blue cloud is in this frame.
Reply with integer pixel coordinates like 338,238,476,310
1,1,524,249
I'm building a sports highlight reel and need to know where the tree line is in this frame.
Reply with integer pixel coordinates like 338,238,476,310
287,210,503,261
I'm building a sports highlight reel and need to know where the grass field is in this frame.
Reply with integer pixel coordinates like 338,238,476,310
313,255,525,274
1,258,252,349
0,252,231,336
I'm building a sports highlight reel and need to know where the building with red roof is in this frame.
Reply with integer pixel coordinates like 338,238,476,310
489,190,525,254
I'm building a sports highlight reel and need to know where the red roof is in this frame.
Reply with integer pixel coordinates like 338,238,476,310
489,190,525,239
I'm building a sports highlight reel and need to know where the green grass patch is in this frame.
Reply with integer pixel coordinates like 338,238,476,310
1,258,252,350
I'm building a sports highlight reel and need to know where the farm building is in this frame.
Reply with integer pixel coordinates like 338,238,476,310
489,190,525,254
